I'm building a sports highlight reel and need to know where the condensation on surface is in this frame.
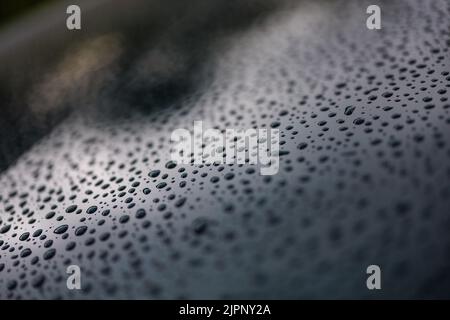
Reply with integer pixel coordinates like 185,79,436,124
0,0,449,299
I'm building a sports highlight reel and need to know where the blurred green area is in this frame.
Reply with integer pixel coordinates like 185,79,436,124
0,0,57,28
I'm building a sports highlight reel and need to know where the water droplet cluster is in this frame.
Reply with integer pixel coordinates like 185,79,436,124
0,0,449,298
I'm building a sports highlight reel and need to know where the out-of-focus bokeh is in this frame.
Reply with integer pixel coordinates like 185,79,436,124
0,0,283,171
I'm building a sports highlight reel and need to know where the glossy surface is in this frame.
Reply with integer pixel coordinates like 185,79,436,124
0,0,449,299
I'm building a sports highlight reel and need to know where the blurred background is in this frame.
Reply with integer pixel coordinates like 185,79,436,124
0,0,284,171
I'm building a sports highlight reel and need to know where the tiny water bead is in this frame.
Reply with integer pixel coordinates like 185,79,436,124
19,232,30,241
53,225,69,234
0,225,11,234
20,248,32,258
135,209,146,219
148,170,161,178
43,249,56,260
119,215,130,224
65,205,77,213
75,226,88,236
86,206,98,214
